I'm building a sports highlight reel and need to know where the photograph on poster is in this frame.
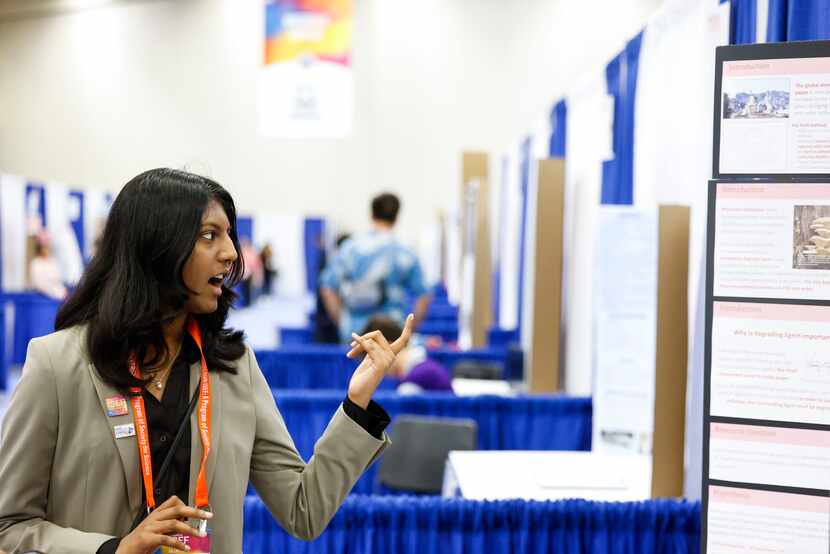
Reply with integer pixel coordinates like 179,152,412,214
708,423,830,491
722,77,790,119
707,486,830,554
793,205,830,269
713,183,830,300
718,56,830,174
710,302,830,425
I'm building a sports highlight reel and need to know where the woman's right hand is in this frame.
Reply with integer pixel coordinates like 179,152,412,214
115,496,212,554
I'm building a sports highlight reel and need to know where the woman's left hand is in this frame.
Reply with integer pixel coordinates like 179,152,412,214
346,314,414,409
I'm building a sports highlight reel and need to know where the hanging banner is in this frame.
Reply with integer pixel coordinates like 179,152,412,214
259,0,353,139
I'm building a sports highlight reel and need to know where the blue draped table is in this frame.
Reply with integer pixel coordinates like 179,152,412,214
1,293,61,390
271,390,592,494
243,495,701,554
256,345,523,389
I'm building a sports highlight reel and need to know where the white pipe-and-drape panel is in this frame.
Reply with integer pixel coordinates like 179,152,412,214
253,214,307,298
45,183,84,287
498,149,521,332
416,219,442,290
83,189,113,262
632,0,730,499
0,174,27,291
443,196,461,307
562,71,615,396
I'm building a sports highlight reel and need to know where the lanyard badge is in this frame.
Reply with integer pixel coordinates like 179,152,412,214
130,318,213,552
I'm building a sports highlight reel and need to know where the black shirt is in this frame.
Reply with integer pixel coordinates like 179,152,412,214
97,338,390,554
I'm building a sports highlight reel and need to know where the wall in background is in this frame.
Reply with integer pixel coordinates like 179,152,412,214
0,0,660,245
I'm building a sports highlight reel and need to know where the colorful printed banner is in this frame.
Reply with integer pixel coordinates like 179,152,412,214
259,0,353,139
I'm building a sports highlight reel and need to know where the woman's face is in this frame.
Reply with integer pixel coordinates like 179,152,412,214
182,199,238,314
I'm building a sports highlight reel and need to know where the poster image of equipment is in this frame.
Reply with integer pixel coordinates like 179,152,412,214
793,205,830,269
722,77,790,119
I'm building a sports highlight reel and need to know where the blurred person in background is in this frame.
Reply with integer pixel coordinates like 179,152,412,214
361,315,452,393
313,233,350,343
320,193,431,342
28,231,67,300
260,243,277,295
239,237,263,305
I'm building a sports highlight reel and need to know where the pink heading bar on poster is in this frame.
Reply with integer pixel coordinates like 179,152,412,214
718,183,830,199
711,423,830,448
709,486,829,513
723,57,830,77
714,302,830,322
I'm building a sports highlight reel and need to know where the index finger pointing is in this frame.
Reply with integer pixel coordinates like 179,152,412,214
390,313,414,354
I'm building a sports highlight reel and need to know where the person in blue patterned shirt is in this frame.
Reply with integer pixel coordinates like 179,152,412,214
320,193,432,342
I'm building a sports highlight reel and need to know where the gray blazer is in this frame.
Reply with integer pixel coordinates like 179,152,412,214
0,325,389,553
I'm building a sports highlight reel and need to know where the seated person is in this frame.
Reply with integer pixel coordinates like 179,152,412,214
29,232,67,300
361,315,453,393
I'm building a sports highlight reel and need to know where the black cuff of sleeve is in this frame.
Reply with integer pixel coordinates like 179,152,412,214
97,537,121,554
342,396,390,440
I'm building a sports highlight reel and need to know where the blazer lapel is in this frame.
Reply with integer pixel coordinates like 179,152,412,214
188,361,223,507
86,362,142,513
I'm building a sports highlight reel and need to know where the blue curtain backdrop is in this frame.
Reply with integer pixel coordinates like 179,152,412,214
68,190,85,262
255,345,522,389
304,217,325,294
769,0,830,41
243,495,701,554
601,32,643,206
271,390,592,494
549,100,567,158
730,0,830,43
730,0,757,44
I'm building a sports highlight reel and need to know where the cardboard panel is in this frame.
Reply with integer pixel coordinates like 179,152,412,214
527,159,564,392
651,205,690,497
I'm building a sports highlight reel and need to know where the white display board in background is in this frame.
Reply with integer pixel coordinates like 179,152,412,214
592,206,658,460
253,213,307,297
45,183,84,287
83,189,113,261
0,174,27,291
704,180,830,554
497,149,522,332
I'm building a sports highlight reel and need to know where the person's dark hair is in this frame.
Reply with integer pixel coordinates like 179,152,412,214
371,193,400,224
55,168,246,390
361,314,403,343
335,232,351,249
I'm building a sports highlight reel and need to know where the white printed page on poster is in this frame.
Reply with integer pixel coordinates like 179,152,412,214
713,182,830,300
708,422,830,490
719,57,830,175
706,486,830,554
710,301,830,425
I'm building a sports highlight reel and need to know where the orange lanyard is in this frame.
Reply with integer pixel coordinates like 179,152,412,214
128,318,212,511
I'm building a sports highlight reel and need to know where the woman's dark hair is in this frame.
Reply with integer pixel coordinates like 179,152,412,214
56,168,246,390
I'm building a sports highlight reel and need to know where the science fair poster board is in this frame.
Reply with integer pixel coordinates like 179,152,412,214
713,40,830,179
703,181,830,554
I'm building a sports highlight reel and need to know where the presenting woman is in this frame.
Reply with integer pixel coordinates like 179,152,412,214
0,169,410,554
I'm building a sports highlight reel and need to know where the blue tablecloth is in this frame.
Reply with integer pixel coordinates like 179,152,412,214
270,390,592,494
0,293,61,389
255,345,523,389
243,495,701,554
